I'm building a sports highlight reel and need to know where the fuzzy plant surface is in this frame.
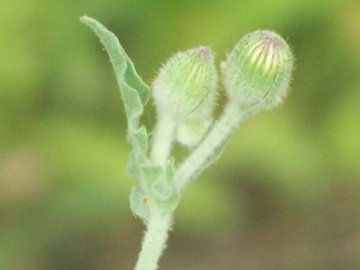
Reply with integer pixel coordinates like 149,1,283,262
80,15,294,270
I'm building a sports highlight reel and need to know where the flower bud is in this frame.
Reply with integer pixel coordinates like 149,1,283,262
221,30,294,111
152,47,217,121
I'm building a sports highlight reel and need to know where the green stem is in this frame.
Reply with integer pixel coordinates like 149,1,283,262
134,113,176,270
150,114,176,167
134,212,172,270
174,101,250,191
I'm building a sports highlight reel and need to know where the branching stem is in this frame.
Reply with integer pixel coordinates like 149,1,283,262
175,101,250,191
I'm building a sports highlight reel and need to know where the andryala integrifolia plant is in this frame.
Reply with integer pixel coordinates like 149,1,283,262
81,16,294,270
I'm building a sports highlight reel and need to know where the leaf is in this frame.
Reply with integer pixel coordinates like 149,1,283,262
81,17,180,222
80,16,150,177
129,160,180,222
80,16,149,106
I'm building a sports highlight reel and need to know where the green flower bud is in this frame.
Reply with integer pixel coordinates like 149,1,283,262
152,47,217,121
221,30,294,111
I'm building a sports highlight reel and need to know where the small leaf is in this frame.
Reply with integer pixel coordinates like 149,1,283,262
130,161,179,222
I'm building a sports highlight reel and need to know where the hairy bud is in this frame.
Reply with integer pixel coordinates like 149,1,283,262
221,30,294,111
152,47,217,121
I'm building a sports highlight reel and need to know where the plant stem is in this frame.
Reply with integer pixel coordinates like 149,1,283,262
134,212,172,270
134,113,176,270
174,101,250,191
150,114,176,167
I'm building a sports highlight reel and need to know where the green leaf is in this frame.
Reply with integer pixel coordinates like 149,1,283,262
129,160,180,222
81,16,180,222
80,16,149,106
80,16,150,177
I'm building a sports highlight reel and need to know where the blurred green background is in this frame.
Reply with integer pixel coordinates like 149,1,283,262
1,0,360,269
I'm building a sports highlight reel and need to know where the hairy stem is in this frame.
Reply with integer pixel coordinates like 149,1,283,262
150,114,176,167
134,113,176,270
174,101,250,191
135,213,172,270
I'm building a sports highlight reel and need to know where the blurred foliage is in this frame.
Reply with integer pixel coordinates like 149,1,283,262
1,0,360,269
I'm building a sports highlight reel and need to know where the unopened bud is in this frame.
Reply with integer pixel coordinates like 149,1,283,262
221,30,293,111
152,47,217,121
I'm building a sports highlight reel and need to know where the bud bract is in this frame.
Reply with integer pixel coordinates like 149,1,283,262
152,47,217,121
221,31,293,111
176,115,212,148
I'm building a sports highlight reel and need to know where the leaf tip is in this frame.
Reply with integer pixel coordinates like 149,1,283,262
80,15,94,26
80,15,88,23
